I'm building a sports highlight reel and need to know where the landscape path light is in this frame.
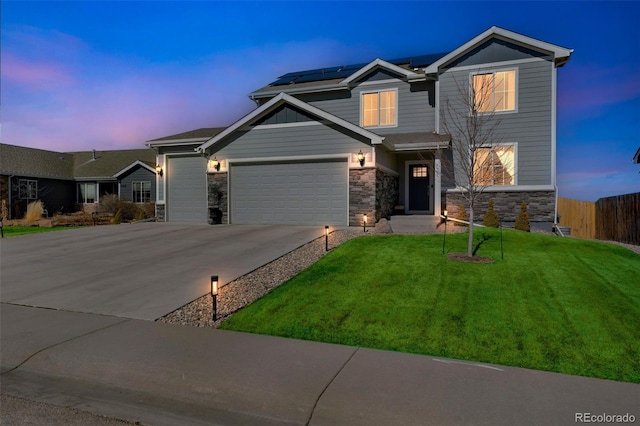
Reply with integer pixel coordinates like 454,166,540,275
442,210,448,254
363,213,368,233
325,225,329,252
211,275,219,321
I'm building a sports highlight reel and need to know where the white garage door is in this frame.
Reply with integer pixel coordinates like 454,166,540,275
167,156,207,222
230,160,348,226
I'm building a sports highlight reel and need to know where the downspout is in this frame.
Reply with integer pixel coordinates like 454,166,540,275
7,175,14,219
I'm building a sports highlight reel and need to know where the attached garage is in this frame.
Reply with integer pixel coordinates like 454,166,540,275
166,155,207,222
230,159,348,226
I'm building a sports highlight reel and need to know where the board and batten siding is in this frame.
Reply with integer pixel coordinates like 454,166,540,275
439,57,554,187
212,122,370,160
297,78,437,134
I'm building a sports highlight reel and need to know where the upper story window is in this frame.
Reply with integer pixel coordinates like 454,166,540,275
474,145,516,186
18,179,38,200
132,181,151,203
472,70,516,113
361,89,397,127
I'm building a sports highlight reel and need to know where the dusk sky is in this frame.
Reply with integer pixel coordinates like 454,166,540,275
1,1,638,202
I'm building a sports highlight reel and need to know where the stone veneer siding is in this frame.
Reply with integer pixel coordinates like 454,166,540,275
445,190,556,223
207,172,228,224
375,169,399,221
156,203,165,221
349,168,376,226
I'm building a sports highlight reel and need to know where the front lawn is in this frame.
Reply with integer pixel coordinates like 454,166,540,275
1,225,81,237
221,229,640,383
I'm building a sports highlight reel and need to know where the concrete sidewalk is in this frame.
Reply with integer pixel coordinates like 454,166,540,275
2,304,638,426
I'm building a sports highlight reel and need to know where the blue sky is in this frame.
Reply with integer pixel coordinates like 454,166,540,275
1,1,638,201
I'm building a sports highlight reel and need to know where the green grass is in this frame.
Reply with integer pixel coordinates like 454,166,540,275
1,225,81,237
221,229,640,383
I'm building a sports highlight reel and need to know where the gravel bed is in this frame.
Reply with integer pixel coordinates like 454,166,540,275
158,228,378,328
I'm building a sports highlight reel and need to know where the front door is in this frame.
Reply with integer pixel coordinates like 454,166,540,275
408,163,431,212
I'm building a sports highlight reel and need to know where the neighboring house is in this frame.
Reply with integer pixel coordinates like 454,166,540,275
634,147,640,165
0,143,157,219
148,26,572,227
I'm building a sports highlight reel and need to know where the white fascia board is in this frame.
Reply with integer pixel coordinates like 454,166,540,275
340,59,421,86
113,160,155,178
424,26,573,74
249,84,347,100
197,92,384,153
146,137,211,148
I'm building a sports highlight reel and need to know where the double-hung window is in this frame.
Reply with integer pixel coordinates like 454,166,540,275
473,70,516,113
18,179,38,200
474,145,516,186
132,181,151,203
361,89,397,127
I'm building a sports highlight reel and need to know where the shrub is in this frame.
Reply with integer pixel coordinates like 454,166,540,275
455,203,468,226
25,200,44,223
112,209,123,224
98,194,121,214
483,199,500,228
1,199,8,221
515,202,531,232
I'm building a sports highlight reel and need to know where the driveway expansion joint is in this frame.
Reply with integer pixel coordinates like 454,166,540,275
305,347,360,426
1,317,131,376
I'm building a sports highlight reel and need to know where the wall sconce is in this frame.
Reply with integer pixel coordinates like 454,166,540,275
442,210,448,254
211,157,220,172
211,275,219,321
155,165,163,177
356,150,366,167
325,225,329,252
363,213,368,233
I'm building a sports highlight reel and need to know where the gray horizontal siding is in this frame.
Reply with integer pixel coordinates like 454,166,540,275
213,122,369,159
119,166,156,202
439,58,553,186
297,79,437,134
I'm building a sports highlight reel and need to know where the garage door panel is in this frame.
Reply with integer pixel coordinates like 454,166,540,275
231,160,347,226
167,156,207,222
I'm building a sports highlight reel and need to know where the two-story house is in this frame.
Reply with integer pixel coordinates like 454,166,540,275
147,26,572,228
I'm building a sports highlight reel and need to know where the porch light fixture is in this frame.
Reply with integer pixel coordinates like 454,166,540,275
363,213,368,233
155,165,163,177
442,210,448,254
211,157,221,172
356,150,366,167
211,275,219,321
325,225,329,252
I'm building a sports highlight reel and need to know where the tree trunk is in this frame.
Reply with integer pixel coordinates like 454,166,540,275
467,207,474,257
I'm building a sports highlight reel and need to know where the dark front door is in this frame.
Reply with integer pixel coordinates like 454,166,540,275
408,164,430,211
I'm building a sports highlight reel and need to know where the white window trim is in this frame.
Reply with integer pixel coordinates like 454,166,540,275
469,68,518,115
474,142,518,187
78,182,97,204
360,88,398,129
132,181,152,203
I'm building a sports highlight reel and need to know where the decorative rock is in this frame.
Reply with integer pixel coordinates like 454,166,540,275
375,218,393,234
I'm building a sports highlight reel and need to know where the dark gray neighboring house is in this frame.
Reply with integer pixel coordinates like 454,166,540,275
0,143,156,219
148,26,573,227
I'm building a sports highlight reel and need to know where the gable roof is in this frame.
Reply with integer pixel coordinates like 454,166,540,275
634,147,640,164
0,143,156,181
72,149,156,179
197,92,384,154
0,143,75,180
424,26,573,74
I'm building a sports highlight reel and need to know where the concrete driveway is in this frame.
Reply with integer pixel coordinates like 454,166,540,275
0,223,323,320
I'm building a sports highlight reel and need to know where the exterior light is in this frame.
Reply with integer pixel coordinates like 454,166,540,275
155,165,163,177
211,275,219,321
363,213,368,233
356,150,366,167
325,225,329,252
212,157,220,172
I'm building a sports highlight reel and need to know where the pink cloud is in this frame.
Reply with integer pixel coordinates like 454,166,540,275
1,54,76,90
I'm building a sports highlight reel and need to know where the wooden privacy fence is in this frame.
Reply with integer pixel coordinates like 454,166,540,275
595,192,640,245
557,197,596,239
